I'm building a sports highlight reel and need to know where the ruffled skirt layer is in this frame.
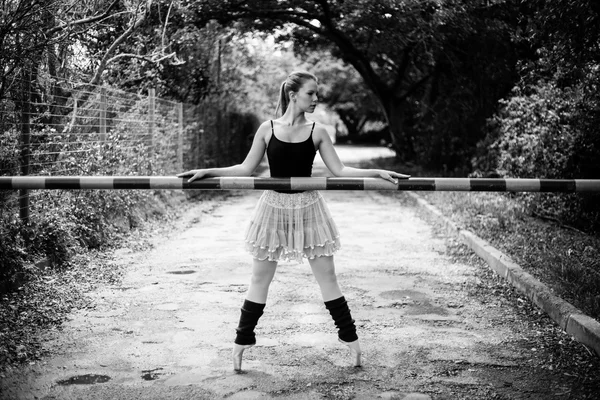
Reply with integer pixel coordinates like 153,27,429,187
245,190,340,263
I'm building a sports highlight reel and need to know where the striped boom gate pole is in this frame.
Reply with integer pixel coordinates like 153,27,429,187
0,177,600,192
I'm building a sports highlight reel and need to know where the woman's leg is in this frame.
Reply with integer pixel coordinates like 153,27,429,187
246,258,278,304
308,256,361,367
233,258,277,371
308,255,343,301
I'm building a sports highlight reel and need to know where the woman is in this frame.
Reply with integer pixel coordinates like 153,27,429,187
178,71,409,371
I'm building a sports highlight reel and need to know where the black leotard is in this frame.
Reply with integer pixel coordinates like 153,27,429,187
267,120,317,193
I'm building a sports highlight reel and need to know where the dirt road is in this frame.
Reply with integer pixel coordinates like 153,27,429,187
0,146,591,399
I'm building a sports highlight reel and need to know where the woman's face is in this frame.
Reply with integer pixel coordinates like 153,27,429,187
293,79,319,113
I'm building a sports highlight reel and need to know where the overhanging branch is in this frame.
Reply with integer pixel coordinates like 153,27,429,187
88,4,148,86
44,0,120,37
107,51,183,65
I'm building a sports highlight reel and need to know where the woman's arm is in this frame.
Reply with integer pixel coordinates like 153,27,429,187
315,125,410,184
177,122,270,182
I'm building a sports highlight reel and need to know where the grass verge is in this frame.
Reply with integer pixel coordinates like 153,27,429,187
364,157,600,321
0,252,124,373
419,191,600,319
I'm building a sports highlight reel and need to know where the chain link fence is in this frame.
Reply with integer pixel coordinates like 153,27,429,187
0,73,258,226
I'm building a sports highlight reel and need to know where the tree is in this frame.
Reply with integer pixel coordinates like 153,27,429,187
310,54,385,141
188,0,520,169
518,0,600,87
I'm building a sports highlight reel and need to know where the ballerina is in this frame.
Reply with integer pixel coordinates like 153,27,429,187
178,70,410,371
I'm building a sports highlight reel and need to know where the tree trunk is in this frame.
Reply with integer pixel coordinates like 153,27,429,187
382,96,415,162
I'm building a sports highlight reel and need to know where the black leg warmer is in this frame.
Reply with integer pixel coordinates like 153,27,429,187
234,299,265,345
325,296,358,342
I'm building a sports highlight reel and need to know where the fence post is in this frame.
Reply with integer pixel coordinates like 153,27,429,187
99,87,107,140
148,88,155,147
177,102,183,170
200,102,206,168
147,88,156,174
19,70,31,226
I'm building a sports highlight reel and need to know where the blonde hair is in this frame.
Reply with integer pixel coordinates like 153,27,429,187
275,71,318,116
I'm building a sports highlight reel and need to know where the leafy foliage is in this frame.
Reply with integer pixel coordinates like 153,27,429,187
472,0,600,233
0,251,124,371
474,81,600,232
310,53,385,142
519,0,600,88
484,84,576,179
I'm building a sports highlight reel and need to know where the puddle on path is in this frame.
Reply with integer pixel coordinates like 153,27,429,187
167,270,196,275
405,302,449,316
56,374,111,385
141,368,165,381
379,289,449,316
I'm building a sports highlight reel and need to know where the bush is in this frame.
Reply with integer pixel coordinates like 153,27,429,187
30,212,78,267
0,123,171,290
473,81,600,233
0,221,31,292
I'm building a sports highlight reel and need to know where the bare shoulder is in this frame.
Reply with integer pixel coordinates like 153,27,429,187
254,120,273,143
257,120,272,134
311,121,334,146
313,122,331,141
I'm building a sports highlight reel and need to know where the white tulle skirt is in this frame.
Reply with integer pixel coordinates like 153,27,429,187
244,190,341,263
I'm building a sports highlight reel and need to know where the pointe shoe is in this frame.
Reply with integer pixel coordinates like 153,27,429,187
339,338,362,367
232,343,254,371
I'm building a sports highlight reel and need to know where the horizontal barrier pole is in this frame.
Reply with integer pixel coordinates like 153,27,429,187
1,176,599,192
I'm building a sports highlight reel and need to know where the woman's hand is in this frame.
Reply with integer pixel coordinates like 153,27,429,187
177,169,208,183
377,170,411,185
